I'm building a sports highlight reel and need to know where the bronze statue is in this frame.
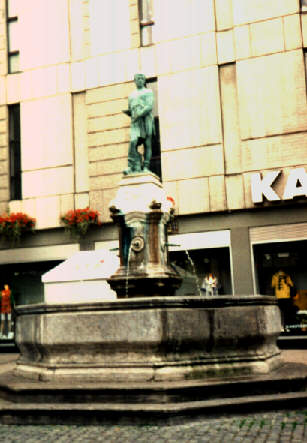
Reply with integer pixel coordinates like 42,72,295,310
123,73,155,174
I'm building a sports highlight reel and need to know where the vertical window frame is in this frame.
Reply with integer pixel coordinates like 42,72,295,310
146,77,161,179
138,0,154,47
9,103,22,201
6,0,20,74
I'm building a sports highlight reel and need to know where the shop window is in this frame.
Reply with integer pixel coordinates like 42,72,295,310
6,0,20,73
138,0,154,46
9,103,21,201
169,247,232,297
146,78,161,179
0,260,62,341
253,241,307,335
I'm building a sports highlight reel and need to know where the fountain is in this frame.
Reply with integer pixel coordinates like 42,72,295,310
0,75,306,424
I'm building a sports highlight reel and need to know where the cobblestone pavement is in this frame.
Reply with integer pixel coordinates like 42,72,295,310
0,409,305,442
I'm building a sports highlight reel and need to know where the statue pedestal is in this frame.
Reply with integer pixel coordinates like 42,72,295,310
107,172,181,298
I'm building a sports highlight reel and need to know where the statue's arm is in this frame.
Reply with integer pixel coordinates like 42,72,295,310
139,90,154,117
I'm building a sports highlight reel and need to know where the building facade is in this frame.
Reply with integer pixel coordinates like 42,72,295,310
0,0,307,336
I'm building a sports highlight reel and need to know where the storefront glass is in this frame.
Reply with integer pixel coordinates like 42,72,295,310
253,241,307,335
169,247,232,297
0,260,62,341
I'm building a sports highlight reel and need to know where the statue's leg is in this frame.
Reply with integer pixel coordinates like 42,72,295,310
123,139,138,175
143,137,152,172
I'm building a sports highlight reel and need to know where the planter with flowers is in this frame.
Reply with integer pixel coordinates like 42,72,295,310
0,212,36,245
60,207,102,240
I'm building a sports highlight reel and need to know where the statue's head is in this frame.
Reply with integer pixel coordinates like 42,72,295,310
134,73,146,88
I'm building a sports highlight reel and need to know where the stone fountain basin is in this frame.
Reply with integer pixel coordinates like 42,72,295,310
14,295,282,382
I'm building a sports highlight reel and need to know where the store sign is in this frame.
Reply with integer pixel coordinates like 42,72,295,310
251,168,307,203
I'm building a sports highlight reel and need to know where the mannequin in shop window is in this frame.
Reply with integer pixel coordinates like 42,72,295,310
0,284,14,338
271,270,298,330
201,273,219,296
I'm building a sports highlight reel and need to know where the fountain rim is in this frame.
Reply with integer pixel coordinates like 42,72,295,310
15,295,277,315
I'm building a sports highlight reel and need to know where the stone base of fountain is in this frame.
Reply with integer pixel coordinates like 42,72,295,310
14,296,281,382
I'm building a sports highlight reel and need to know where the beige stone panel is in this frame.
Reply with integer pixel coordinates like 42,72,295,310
0,106,7,120
225,175,245,210
75,193,90,209
36,196,61,230
88,128,130,148
209,175,226,211
9,200,23,214
283,14,302,51
22,167,74,199
101,187,118,222
89,190,104,218
57,64,70,94
130,34,140,49
21,96,73,171
0,202,7,213
140,46,157,78
88,162,97,177
169,36,202,73
162,181,179,208
87,99,128,118
234,25,251,60
7,73,21,104
86,83,133,104
90,173,122,191
85,57,100,90
88,114,129,133
250,18,284,57
154,0,215,41
97,52,127,87
0,147,8,161
156,41,173,75
124,49,141,82
0,50,7,76
73,92,89,193
242,132,307,172
161,145,224,182
178,178,210,215
0,119,6,132
0,174,8,188
0,77,6,105
215,0,233,31
30,66,58,99
71,61,86,92
219,64,242,174
243,172,255,208
237,51,307,140
0,188,9,201
200,32,217,67
89,0,131,56
217,30,235,64
20,0,69,70
89,144,127,163
60,194,74,216
21,198,37,221
94,158,127,176
0,133,6,145
0,160,8,174
233,0,299,26
301,14,307,48
159,68,222,150
69,0,84,61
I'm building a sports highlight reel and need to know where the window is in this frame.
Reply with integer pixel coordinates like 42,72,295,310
138,0,154,46
146,78,161,178
302,0,307,9
9,104,21,200
6,0,20,73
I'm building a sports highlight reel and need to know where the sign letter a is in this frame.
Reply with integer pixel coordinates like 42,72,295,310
251,171,281,203
283,168,307,200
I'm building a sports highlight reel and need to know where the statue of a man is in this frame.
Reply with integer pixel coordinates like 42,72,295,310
123,73,155,175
